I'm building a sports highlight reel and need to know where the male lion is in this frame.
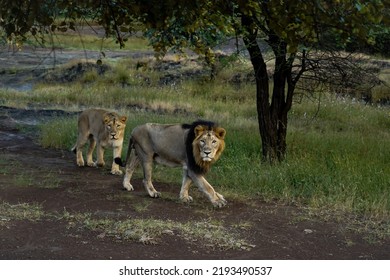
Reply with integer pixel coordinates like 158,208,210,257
72,108,127,175
115,120,227,207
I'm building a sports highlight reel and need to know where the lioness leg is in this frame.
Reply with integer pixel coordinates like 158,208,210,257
123,149,140,191
86,137,96,167
189,172,227,207
111,145,123,175
75,146,85,166
74,114,91,167
75,134,89,167
96,142,105,167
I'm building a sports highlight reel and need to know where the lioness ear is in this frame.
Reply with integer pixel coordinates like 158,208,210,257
194,125,205,137
214,127,226,139
103,115,110,124
120,116,127,123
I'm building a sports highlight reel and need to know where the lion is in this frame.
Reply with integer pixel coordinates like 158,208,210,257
115,120,227,207
72,108,127,175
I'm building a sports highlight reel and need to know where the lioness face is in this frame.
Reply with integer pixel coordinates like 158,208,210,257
104,115,127,141
194,125,226,162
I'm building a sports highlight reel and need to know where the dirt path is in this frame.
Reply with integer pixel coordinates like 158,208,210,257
0,108,389,260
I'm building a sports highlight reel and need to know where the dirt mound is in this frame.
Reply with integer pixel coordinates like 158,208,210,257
42,62,111,83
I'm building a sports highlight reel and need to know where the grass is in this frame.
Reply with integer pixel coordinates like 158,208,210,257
10,169,62,189
26,28,151,52
0,155,12,175
39,171,62,189
0,41,389,222
0,202,44,226
39,116,79,149
13,173,33,187
67,213,253,250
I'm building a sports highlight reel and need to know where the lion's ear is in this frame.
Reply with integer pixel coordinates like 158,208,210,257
214,127,226,139
194,125,206,137
103,115,110,124
120,116,127,123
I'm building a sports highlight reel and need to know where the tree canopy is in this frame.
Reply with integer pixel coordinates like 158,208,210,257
1,0,388,163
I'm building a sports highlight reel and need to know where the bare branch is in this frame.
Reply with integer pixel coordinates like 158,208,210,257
293,50,382,103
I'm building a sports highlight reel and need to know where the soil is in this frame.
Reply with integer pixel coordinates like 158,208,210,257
0,46,390,260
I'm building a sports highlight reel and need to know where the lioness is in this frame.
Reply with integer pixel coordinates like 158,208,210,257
115,120,227,207
72,108,127,175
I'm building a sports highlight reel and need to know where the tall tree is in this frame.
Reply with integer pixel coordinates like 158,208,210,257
1,0,387,163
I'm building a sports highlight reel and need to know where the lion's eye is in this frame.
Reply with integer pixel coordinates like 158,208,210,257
107,125,111,129
212,140,217,144
200,140,205,145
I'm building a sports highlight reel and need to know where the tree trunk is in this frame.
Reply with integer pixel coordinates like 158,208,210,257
242,16,291,164
269,34,290,162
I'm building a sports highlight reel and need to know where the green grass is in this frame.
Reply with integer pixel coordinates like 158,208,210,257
0,202,44,226
26,30,151,51
1,54,389,220
213,99,389,218
39,116,78,149
0,156,12,175
68,213,253,249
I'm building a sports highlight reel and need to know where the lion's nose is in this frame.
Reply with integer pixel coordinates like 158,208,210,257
204,150,211,156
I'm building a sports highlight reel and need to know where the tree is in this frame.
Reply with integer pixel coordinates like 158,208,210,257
235,0,386,163
1,0,387,163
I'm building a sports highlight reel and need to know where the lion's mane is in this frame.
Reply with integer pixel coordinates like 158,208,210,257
183,120,224,175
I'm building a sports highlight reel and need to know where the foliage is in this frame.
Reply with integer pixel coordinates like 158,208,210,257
1,0,387,164
347,25,390,56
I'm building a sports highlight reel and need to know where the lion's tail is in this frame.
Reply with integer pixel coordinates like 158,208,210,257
114,137,133,167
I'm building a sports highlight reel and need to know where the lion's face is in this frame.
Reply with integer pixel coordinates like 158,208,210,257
193,125,226,168
104,113,127,141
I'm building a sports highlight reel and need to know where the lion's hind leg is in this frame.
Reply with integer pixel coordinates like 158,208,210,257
76,149,85,167
130,142,161,198
137,148,161,198
74,113,91,167
141,162,161,198
74,133,90,167
123,148,140,191
86,136,97,167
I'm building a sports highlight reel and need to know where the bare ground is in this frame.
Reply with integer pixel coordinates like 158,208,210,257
0,47,389,260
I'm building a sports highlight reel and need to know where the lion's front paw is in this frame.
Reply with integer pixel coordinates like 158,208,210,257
123,181,134,191
149,191,161,198
180,195,193,203
76,160,85,167
111,169,123,175
212,193,227,208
